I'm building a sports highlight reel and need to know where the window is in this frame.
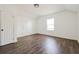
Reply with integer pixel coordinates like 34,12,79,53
47,18,54,31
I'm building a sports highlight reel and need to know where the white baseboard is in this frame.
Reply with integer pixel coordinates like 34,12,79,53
77,40,79,43
0,39,17,46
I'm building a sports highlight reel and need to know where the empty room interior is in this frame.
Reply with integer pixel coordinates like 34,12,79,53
0,4,79,54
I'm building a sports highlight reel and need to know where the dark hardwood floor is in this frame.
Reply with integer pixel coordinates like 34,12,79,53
0,34,79,54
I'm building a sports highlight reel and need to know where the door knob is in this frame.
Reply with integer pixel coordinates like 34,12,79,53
1,29,4,31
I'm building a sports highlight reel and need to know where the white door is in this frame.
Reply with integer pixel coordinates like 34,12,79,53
1,11,16,46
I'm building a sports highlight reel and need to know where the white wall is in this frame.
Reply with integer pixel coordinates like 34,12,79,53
36,11,77,40
77,12,79,40
16,15,35,37
0,11,1,45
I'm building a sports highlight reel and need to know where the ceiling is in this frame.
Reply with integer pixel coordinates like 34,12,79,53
15,4,65,17
15,4,79,18
64,4,79,12
0,4,79,18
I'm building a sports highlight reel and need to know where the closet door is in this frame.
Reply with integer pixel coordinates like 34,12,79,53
1,11,16,46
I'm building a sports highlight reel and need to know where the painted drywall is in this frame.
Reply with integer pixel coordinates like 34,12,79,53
0,11,1,45
36,11,77,40
16,15,36,37
77,12,79,40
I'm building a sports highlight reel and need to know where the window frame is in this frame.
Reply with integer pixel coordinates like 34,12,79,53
47,17,55,31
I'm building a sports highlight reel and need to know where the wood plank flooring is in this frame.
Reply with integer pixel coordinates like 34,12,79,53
0,34,79,54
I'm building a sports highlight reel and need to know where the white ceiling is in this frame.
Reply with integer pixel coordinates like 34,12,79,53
16,4,65,17
15,4,79,18
0,4,79,18
64,4,79,12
